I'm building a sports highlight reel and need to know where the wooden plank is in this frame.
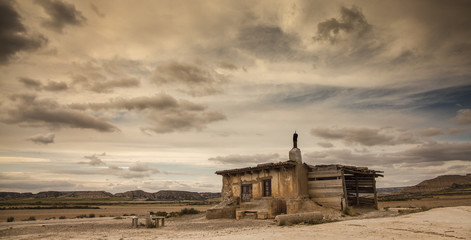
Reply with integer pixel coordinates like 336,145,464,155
308,187,344,194
308,179,342,188
308,171,341,179
309,191,344,198
311,197,342,205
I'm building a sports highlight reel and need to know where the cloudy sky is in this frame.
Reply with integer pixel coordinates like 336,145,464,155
1,0,470,194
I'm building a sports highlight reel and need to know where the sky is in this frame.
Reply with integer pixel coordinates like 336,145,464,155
1,0,470,194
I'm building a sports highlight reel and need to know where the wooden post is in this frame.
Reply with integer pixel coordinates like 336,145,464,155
161,217,165,227
355,174,359,206
373,175,378,209
341,170,348,210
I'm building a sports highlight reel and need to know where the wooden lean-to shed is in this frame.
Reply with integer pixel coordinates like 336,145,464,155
307,164,383,210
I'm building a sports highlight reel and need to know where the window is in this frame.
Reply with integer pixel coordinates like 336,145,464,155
262,179,271,197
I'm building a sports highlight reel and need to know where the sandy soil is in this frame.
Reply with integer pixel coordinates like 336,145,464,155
0,204,211,222
0,206,470,240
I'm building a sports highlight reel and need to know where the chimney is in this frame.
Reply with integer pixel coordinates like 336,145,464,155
289,131,302,164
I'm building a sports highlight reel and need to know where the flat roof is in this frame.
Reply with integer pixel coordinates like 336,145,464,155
215,161,297,175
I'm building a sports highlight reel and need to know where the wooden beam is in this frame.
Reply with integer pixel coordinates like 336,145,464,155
355,174,359,206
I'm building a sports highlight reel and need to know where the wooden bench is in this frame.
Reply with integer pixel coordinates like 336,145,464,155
131,215,165,228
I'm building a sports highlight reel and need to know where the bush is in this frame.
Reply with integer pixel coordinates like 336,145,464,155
7,217,14,222
59,216,66,219
88,213,95,218
155,211,168,217
180,208,200,215
343,207,358,216
99,215,106,218
76,214,87,218
24,216,36,221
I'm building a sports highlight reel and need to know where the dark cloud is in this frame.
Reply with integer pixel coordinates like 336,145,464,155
144,110,226,134
209,153,282,165
152,61,227,96
79,153,106,166
129,161,160,174
237,24,304,61
314,5,371,43
317,142,334,148
417,128,445,137
34,0,86,33
0,0,47,64
80,77,140,93
304,141,471,168
27,132,55,144
70,94,181,111
19,77,42,90
69,94,225,134
311,127,420,146
43,80,68,91
0,94,119,132
398,142,471,163
448,128,468,136
456,109,471,125
90,3,105,18
19,77,68,92
217,61,238,71
71,58,147,93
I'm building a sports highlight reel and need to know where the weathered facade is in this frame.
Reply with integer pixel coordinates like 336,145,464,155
206,133,383,219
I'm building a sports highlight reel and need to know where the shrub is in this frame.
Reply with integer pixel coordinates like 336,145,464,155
114,216,123,220
155,211,168,217
343,207,358,216
180,208,200,215
88,213,95,218
76,214,87,218
7,217,14,222
99,215,106,218
59,216,66,219
24,216,36,221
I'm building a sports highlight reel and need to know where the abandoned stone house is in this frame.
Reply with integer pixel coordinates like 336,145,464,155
206,133,383,219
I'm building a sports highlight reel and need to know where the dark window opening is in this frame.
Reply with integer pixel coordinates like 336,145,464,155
263,179,271,197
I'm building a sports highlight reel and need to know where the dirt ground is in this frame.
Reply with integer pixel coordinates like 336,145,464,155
0,204,211,222
0,206,470,240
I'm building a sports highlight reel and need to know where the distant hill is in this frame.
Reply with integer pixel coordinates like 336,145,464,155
0,190,220,201
398,174,471,194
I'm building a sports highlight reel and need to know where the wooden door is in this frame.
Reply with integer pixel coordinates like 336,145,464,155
241,184,252,202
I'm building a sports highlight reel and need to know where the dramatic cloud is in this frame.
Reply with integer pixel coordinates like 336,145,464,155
144,110,226,134
209,153,282,165
70,94,183,111
71,58,146,93
0,0,46,64
305,141,471,168
71,93,226,134
314,5,371,43
19,77,42,90
0,94,119,132
129,161,160,174
417,128,445,137
398,142,471,163
152,61,227,96
237,25,304,61
79,153,106,166
317,142,334,148
34,0,86,33
456,109,471,125
26,132,55,144
448,128,469,136
72,76,139,93
19,77,68,92
311,127,420,146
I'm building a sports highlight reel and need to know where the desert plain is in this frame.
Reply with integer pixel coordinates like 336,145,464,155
1,195,471,240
